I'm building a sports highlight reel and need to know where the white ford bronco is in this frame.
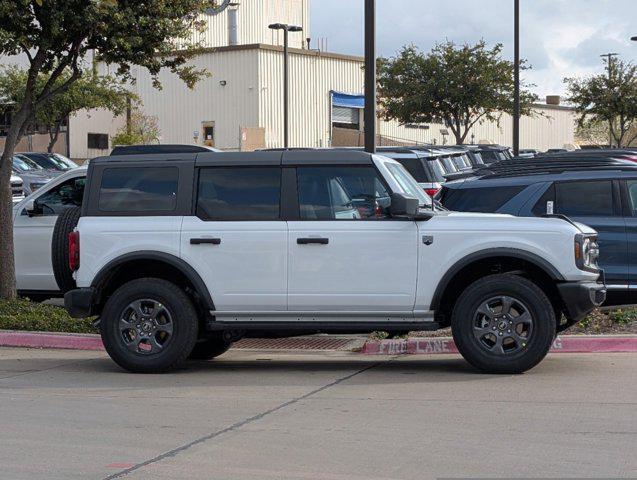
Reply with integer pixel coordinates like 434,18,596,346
63,150,605,374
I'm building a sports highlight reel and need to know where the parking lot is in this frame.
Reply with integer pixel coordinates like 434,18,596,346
1,347,636,480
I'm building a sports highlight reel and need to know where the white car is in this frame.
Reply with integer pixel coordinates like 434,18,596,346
11,174,24,203
12,166,87,298
62,150,605,374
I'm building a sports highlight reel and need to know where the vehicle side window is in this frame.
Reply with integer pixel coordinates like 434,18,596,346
625,180,637,216
532,184,555,216
396,158,427,182
31,177,86,216
440,186,525,213
555,181,613,217
297,166,390,220
98,167,178,212
197,167,281,221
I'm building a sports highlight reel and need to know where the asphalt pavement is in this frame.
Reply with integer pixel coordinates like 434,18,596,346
0,347,636,480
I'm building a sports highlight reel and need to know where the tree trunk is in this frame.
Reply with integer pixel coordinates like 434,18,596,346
0,120,25,299
47,123,61,153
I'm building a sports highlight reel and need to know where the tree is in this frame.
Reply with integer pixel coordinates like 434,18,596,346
377,41,538,145
111,108,161,146
0,0,209,299
565,57,637,148
0,66,131,152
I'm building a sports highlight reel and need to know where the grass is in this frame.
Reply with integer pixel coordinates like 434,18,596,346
0,298,96,334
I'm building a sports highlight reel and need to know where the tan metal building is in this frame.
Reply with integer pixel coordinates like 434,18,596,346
67,0,578,158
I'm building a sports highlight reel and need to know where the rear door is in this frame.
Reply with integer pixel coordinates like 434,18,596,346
620,179,637,288
551,180,627,286
287,163,418,314
180,164,288,312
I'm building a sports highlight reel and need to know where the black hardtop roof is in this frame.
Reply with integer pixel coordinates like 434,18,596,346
90,149,376,167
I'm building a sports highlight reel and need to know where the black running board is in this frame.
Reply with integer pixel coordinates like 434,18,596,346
205,320,440,334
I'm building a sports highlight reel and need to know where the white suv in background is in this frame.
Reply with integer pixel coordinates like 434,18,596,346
61,150,605,375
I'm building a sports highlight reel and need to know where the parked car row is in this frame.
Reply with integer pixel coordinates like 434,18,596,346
437,152,637,305
9,152,78,196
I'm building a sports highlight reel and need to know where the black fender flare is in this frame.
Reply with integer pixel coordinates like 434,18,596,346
91,251,215,310
429,248,565,311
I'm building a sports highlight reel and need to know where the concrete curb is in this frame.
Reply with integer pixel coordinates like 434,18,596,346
361,335,637,355
1,330,637,354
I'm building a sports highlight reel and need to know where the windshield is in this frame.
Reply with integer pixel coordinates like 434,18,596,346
385,162,432,207
51,153,78,170
13,155,43,172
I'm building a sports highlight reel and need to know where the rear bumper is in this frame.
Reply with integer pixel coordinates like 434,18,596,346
557,281,606,324
64,288,96,318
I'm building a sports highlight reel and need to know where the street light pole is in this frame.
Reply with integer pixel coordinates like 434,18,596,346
600,52,618,148
513,0,520,157
269,23,302,149
364,0,376,154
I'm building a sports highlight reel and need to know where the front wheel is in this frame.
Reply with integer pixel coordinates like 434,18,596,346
100,278,199,373
451,274,556,374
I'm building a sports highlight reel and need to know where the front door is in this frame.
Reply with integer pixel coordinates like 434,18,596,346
287,165,418,314
180,165,287,312
13,175,85,292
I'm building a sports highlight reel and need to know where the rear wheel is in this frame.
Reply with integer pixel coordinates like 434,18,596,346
100,278,199,373
51,206,81,293
188,335,232,360
451,274,556,374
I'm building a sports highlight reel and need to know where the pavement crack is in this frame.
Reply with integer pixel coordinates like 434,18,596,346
102,361,382,479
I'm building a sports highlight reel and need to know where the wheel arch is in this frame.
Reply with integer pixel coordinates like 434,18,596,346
91,251,215,314
430,248,565,327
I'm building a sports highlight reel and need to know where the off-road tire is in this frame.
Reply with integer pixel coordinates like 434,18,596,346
100,278,199,373
451,274,556,374
188,335,232,360
51,206,81,293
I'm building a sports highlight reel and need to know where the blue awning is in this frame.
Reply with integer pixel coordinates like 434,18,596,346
331,91,364,109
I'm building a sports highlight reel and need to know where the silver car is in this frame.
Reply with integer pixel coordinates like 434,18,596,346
12,154,60,196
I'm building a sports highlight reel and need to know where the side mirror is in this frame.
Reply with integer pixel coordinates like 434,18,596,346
24,199,37,217
389,192,419,218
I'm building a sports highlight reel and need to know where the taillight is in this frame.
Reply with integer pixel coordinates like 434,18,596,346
69,231,80,271
424,187,440,197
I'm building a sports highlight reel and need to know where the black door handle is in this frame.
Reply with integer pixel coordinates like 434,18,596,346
297,237,329,245
190,238,221,245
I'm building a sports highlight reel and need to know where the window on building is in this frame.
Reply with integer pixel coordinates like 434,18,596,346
98,167,179,212
297,166,390,220
332,106,361,130
197,167,281,221
88,133,109,150
555,181,614,217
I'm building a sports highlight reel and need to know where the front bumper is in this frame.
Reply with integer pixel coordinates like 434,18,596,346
557,281,606,325
64,288,96,318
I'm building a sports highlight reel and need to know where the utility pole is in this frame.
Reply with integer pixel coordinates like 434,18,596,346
513,0,520,157
269,23,303,148
364,0,376,153
600,52,618,148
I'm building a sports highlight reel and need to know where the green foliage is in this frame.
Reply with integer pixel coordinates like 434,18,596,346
608,308,637,326
0,298,95,334
565,58,637,148
378,41,538,144
0,65,131,150
111,109,161,146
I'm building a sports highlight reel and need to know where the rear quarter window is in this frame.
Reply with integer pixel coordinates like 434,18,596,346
394,157,428,182
440,185,526,213
98,167,179,212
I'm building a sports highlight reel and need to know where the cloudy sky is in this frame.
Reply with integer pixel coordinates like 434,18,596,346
310,0,637,98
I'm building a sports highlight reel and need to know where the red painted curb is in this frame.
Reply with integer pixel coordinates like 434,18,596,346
0,331,104,351
361,335,637,355
1,330,637,354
